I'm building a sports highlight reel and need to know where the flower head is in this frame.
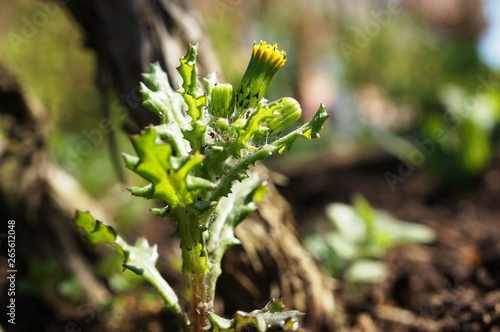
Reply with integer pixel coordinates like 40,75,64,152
235,41,287,112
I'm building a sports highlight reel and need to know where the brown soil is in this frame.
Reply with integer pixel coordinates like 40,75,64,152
276,154,500,332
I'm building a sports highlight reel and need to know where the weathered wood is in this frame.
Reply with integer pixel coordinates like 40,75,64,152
0,62,111,307
64,0,221,132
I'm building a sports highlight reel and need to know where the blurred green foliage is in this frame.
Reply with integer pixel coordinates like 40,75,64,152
0,1,98,131
305,194,435,284
422,84,500,179
339,13,500,181
0,0,131,197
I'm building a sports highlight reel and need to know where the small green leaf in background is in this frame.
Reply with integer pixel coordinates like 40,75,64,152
325,203,366,244
344,259,389,284
306,194,435,284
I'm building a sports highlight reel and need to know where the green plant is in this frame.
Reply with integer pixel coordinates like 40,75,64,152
420,84,500,181
74,41,328,331
305,194,435,284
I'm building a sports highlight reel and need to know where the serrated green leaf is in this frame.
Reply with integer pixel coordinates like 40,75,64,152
74,211,118,248
205,173,265,305
207,173,264,249
73,212,188,329
127,184,154,198
176,43,207,150
126,124,213,276
177,44,201,96
141,64,186,124
150,206,170,217
303,103,328,139
122,153,140,168
207,298,304,332
140,63,191,157
127,127,214,209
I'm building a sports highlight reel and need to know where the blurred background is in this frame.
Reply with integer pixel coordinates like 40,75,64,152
1,0,499,331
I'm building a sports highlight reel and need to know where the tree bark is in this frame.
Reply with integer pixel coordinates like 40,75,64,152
64,0,221,132
0,62,111,312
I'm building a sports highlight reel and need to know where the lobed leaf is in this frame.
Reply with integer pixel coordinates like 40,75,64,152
207,298,304,332
74,210,118,249
125,127,215,210
73,211,188,329
176,43,207,150
205,173,266,304
141,63,191,156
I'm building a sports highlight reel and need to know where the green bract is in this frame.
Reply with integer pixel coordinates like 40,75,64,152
74,41,328,332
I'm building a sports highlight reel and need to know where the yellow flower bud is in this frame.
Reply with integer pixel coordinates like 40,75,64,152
236,41,286,111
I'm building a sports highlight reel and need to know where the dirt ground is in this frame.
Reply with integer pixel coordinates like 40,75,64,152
277,153,500,332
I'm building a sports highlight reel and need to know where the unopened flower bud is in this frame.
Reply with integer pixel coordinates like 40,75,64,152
210,83,235,118
266,97,302,135
236,41,286,111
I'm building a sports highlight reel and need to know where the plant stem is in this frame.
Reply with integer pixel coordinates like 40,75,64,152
189,273,206,331
175,210,209,331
